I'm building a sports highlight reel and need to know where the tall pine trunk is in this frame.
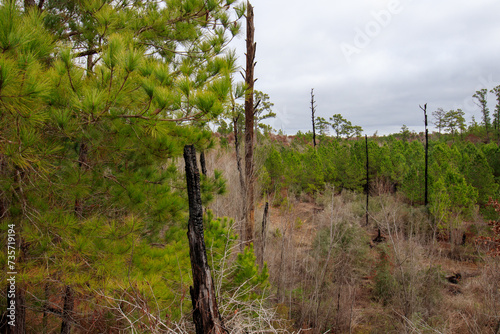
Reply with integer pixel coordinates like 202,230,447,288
184,145,226,334
59,140,88,333
233,116,247,249
244,1,256,245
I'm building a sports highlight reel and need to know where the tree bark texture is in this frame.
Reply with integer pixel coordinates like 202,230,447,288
233,116,247,249
60,286,74,334
184,145,226,334
244,1,256,245
200,151,207,176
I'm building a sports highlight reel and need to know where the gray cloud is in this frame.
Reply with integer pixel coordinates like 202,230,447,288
233,0,500,135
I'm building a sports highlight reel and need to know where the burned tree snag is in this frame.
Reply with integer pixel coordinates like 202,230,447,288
420,103,429,207
311,88,317,148
365,135,369,226
184,145,226,334
373,228,385,243
258,202,269,268
244,1,257,245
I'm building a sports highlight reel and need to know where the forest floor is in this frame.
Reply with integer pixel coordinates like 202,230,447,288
258,194,498,333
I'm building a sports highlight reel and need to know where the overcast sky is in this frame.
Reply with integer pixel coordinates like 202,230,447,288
231,0,500,135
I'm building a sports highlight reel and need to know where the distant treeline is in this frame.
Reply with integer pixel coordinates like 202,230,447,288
255,132,500,227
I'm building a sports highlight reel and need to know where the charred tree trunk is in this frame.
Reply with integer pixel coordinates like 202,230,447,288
200,151,207,176
60,286,74,334
258,202,269,268
244,1,256,245
420,104,429,207
184,145,226,334
42,283,48,333
365,135,369,226
373,227,385,243
311,88,317,148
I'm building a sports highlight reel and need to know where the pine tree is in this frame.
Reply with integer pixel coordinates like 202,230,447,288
0,3,55,330
490,85,500,140
432,107,446,134
443,109,466,137
244,0,257,245
254,90,275,135
473,88,491,137
329,113,363,139
315,116,331,136
0,0,245,330
459,142,498,205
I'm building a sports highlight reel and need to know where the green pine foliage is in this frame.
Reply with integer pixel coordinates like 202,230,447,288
373,245,395,306
482,142,500,184
257,131,498,230
0,0,248,330
2,0,500,330
226,243,269,301
459,142,498,205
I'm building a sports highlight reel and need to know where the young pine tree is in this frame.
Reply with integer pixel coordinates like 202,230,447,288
0,0,245,331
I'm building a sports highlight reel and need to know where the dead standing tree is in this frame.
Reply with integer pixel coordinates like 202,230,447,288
420,103,429,207
258,201,269,268
365,135,369,226
244,1,256,245
184,145,226,334
311,88,317,148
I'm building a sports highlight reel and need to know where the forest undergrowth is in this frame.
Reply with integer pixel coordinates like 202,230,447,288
205,136,500,334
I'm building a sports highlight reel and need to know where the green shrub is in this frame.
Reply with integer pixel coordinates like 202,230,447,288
226,243,269,301
373,246,395,306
